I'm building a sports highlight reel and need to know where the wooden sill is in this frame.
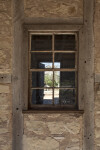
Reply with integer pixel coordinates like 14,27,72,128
22,109,84,114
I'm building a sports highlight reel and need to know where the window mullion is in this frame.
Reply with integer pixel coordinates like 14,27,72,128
52,34,55,105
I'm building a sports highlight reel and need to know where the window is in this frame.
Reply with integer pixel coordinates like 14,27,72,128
28,31,78,110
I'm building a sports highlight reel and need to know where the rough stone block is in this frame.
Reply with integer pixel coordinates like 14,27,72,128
0,74,11,83
0,85,10,93
23,136,59,150
24,0,83,18
23,113,83,150
95,58,100,73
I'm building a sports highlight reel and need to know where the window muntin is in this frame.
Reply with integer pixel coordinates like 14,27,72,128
29,32,78,109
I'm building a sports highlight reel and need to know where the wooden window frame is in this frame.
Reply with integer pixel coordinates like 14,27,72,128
22,24,84,111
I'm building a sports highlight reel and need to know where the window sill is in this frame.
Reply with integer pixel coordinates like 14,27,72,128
22,109,84,114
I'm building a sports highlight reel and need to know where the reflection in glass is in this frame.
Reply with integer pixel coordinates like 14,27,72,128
31,71,53,87
54,72,75,87
60,89,75,105
31,53,52,69
54,89,59,104
54,89,75,105
54,62,60,68
31,35,52,51
31,89,53,104
39,62,52,68
54,34,75,50
55,53,75,68
54,71,60,87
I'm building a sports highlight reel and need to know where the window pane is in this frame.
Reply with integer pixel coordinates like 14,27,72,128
54,71,75,88
31,89,53,104
31,53,52,69
54,88,60,104
55,53,75,68
31,71,53,87
31,35,52,51
54,89,75,105
54,34,75,50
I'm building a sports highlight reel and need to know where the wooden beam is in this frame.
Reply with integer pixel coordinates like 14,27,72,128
83,0,95,149
12,0,24,150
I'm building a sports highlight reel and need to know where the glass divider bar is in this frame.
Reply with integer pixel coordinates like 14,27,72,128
52,34,54,105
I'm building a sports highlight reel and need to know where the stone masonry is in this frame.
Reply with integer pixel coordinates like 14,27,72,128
0,0,12,150
0,0,100,150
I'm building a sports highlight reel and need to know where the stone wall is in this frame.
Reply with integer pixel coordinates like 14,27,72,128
23,113,83,150
0,0,100,150
94,0,100,149
0,0,12,150
24,0,83,19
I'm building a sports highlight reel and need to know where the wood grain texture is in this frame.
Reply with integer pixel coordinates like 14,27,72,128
83,0,95,149
12,0,24,150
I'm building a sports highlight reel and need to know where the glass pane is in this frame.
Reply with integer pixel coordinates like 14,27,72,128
31,35,52,51
54,88,60,104
54,34,75,50
54,89,75,105
55,53,75,68
31,53,52,69
31,89,53,104
31,71,53,87
54,71,75,88
54,71,60,87
54,62,60,68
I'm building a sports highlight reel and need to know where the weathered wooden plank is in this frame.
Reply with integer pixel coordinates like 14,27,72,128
12,0,24,150
24,24,83,32
22,28,29,110
83,0,95,150
78,26,85,110
23,110,84,114
24,17,83,25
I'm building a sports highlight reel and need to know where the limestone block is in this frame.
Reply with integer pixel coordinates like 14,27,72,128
95,127,100,139
0,50,11,70
0,144,12,150
23,113,83,150
95,115,100,128
0,94,10,106
47,121,67,134
65,146,80,150
96,146,100,150
0,25,12,37
0,74,11,83
95,58,100,73
25,120,47,135
24,0,83,18
0,133,11,146
94,27,100,52
94,2,100,25
95,102,100,111
23,136,59,150
0,0,12,15
0,85,10,93
0,0,12,150
0,113,12,141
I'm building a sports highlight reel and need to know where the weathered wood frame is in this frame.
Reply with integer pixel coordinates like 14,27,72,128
23,25,84,111
29,31,78,109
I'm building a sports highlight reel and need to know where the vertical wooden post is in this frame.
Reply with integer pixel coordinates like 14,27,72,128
83,0,95,149
12,0,24,150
